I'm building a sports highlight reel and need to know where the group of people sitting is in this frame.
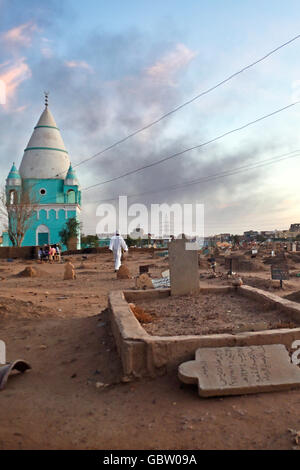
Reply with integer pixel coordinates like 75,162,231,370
38,244,61,262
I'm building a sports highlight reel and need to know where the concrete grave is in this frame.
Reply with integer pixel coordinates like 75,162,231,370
168,238,199,296
178,344,300,397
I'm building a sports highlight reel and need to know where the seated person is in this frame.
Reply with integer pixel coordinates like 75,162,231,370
54,244,61,261
49,245,55,262
43,245,49,261
38,247,43,261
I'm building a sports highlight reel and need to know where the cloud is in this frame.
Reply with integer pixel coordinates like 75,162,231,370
25,29,280,237
146,43,197,86
1,21,38,48
0,58,31,105
64,60,93,72
39,37,54,58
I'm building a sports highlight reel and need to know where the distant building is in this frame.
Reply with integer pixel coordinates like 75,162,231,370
130,227,145,239
260,231,274,238
290,224,300,232
243,230,259,241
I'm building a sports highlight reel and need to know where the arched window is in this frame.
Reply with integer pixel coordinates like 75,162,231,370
9,190,17,204
67,190,76,204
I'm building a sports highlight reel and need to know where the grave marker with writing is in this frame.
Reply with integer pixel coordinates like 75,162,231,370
178,345,300,397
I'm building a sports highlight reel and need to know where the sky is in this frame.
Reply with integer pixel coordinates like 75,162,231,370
1,0,300,236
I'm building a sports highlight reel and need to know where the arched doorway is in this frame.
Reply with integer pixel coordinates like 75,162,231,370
36,224,50,246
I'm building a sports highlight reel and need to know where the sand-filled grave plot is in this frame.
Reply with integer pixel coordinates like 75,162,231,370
135,291,299,336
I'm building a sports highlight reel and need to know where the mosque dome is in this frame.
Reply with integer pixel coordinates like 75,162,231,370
19,105,70,179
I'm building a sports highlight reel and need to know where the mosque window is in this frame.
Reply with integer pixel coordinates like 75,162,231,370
9,190,18,204
67,189,75,203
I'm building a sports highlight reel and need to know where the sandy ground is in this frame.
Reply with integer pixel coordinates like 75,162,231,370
139,292,299,336
0,251,300,450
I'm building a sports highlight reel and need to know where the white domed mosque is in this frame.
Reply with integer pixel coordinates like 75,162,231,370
3,95,81,249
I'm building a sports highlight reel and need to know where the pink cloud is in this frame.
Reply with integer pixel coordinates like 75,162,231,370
146,44,197,86
0,58,31,106
1,22,38,47
65,60,93,72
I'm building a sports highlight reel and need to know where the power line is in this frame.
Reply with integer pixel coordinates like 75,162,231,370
13,147,300,208
82,101,300,192
71,33,300,171
87,149,300,204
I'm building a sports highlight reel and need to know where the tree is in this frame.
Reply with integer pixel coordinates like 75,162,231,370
59,217,81,248
256,234,266,242
231,234,241,246
0,186,39,247
125,234,136,247
81,234,99,248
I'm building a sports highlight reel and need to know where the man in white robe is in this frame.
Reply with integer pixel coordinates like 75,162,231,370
109,232,128,271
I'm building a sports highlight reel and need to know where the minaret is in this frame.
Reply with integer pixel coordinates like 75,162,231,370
6,163,21,204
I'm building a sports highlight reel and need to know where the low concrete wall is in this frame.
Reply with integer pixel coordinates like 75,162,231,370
241,284,300,323
63,246,170,256
0,246,39,259
63,247,110,255
109,286,300,378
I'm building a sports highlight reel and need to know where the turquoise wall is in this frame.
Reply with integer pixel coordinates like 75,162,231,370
23,179,80,204
21,208,79,250
5,178,81,250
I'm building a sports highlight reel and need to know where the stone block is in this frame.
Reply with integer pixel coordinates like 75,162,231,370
168,238,199,296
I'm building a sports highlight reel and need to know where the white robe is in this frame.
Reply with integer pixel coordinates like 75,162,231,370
109,235,128,270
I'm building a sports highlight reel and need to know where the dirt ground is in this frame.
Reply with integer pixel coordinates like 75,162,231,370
139,292,299,336
0,251,300,450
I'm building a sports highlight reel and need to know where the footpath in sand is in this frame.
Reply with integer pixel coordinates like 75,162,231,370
0,251,300,450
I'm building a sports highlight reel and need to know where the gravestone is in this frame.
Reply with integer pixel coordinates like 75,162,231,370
168,238,199,296
271,265,289,281
225,257,239,274
63,261,76,280
271,252,289,287
178,344,300,397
